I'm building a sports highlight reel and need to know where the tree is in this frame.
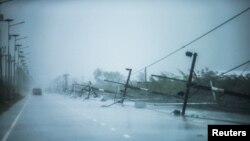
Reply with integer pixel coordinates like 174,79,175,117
93,68,124,91
93,68,124,82
93,68,103,82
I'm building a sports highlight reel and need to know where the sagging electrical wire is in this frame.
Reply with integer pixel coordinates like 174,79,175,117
132,7,250,77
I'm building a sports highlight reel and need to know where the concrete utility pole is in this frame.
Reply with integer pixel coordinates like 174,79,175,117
121,68,132,104
181,51,197,116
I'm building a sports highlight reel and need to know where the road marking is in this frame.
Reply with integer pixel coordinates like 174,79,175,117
110,127,117,131
100,122,106,126
123,134,131,138
1,95,31,141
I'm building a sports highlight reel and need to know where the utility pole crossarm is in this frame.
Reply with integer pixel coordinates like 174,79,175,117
104,79,179,98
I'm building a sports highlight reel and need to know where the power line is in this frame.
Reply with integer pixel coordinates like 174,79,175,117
221,60,250,75
132,7,250,76
241,62,250,75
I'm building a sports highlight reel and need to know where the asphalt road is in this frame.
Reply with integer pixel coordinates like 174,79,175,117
0,92,248,141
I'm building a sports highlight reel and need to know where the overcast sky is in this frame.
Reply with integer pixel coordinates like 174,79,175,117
0,0,249,86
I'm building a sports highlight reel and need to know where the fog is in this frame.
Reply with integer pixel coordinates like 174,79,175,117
1,0,249,86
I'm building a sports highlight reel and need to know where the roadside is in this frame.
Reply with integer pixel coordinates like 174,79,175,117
0,93,28,140
63,93,250,124
0,94,24,115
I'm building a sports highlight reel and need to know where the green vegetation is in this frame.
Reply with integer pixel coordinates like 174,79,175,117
0,82,23,114
93,68,250,114
49,68,250,114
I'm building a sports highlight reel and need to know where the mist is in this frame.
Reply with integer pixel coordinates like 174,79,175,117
0,0,249,86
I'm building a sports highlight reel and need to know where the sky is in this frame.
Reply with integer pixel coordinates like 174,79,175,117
0,0,250,86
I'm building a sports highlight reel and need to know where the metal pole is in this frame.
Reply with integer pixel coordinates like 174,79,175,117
144,67,147,82
5,20,24,85
181,52,197,116
121,68,132,103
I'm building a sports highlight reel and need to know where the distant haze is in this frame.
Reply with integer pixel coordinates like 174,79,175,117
0,0,249,86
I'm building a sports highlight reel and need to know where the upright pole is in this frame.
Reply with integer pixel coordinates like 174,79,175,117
8,22,10,84
63,74,68,92
10,57,13,85
181,52,197,116
0,47,2,82
5,20,24,85
5,20,13,85
4,48,7,81
13,36,19,88
13,46,16,87
17,49,20,90
144,67,147,82
121,68,132,103
7,23,10,84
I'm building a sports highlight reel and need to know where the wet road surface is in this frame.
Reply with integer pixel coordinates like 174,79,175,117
1,93,249,141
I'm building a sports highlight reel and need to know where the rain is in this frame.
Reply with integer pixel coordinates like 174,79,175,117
0,0,250,141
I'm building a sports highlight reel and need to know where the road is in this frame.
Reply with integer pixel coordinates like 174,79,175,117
1,92,249,141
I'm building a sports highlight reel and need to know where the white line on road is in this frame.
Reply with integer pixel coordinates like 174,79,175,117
123,134,131,138
1,95,31,141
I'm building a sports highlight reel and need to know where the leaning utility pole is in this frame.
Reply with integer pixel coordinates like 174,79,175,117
121,68,132,104
182,51,197,116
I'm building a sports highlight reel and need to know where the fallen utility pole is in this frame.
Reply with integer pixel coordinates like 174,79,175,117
152,51,250,115
104,79,180,98
71,83,97,99
121,68,132,103
72,83,118,95
151,75,250,100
